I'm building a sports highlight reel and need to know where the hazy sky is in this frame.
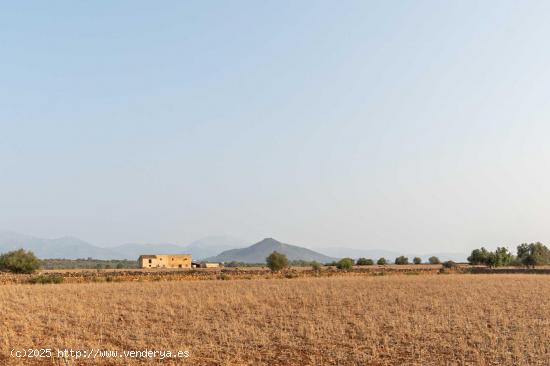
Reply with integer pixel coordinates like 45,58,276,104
2,1,550,252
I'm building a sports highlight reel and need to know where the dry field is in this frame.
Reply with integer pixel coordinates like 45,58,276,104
1,275,550,365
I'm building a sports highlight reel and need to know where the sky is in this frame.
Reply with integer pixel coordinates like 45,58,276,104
2,1,550,252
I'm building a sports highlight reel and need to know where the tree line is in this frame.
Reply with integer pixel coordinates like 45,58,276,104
265,251,448,271
2,243,550,275
468,242,550,268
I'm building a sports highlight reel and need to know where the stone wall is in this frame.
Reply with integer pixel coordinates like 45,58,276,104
0,265,453,285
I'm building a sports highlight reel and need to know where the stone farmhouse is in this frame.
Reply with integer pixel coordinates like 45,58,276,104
138,254,192,269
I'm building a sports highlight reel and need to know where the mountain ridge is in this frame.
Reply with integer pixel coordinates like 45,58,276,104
206,238,335,263
0,231,467,262
0,232,247,260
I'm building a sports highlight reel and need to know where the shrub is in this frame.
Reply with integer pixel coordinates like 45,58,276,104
442,260,458,269
356,258,374,266
428,256,441,264
336,258,354,270
395,256,409,265
266,251,289,272
28,274,64,284
509,256,523,267
311,261,321,271
413,257,422,265
0,249,40,274
377,257,387,265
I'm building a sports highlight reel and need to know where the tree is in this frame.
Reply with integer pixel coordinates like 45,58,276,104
517,242,550,268
336,258,354,270
377,257,387,265
356,258,374,266
413,257,422,265
468,246,513,267
467,247,491,265
0,249,40,274
491,247,513,267
266,251,288,272
428,256,441,264
395,256,409,265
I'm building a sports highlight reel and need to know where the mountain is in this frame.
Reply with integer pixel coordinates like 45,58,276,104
207,238,335,263
109,243,188,260
0,232,467,262
0,231,121,259
112,236,249,260
0,232,248,260
185,236,248,259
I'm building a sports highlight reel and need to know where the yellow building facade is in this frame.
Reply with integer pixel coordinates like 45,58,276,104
138,254,192,269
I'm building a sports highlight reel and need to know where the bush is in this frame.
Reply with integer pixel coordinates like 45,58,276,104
377,257,387,265
442,260,458,269
509,256,523,267
413,257,422,265
428,256,441,264
311,261,321,271
0,249,40,274
266,251,289,272
28,274,64,284
356,258,374,266
395,256,409,265
336,258,354,270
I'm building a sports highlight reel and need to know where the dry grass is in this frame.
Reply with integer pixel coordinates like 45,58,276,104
1,274,550,365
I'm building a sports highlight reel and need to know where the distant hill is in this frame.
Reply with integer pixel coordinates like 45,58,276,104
185,236,249,259
109,243,188,260
0,232,121,259
111,236,247,260
0,232,248,260
0,231,466,263
207,238,335,263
